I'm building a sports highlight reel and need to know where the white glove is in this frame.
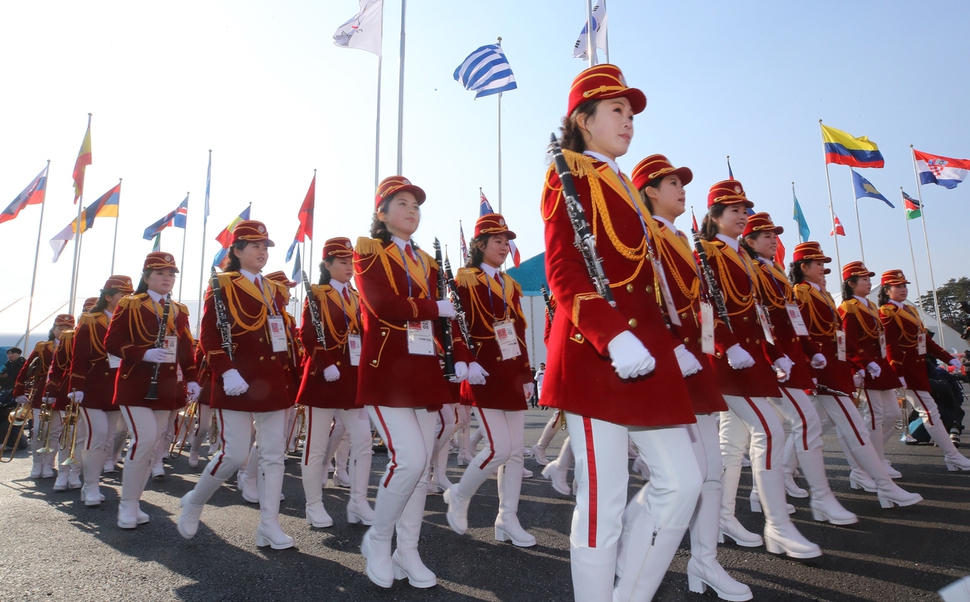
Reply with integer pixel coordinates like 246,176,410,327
899,376,907,389
607,331,656,379
15,395,27,404
773,356,794,378
467,362,489,385
853,370,865,389
436,300,456,319
43,397,56,405
811,353,827,369
142,348,169,363
68,391,84,404
866,362,882,379
674,345,703,377
524,383,535,400
449,361,468,384
812,377,818,387
725,344,755,370
186,382,201,402
949,358,962,370
222,369,249,396
323,364,340,382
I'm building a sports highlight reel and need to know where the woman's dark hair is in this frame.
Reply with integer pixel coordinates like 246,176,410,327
560,99,601,153
739,232,763,260
225,241,251,273
877,286,891,306
318,258,334,285
700,203,728,241
465,234,489,268
92,288,123,314
638,175,664,216
47,328,55,342
134,269,153,295
841,276,860,302
370,198,392,243
788,261,810,285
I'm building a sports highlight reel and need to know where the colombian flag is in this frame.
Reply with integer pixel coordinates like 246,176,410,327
73,115,93,202
1,165,48,224
821,124,884,169
212,205,252,267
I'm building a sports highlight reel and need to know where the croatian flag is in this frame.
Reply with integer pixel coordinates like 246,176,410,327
914,149,970,189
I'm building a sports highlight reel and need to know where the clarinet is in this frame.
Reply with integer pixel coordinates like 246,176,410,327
146,293,172,400
301,270,327,350
691,227,732,333
433,238,456,379
541,285,555,323
443,255,473,352
548,134,615,307
210,268,234,362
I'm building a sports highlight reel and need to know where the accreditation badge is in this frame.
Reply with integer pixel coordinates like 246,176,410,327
107,354,121,369
268,316,288,352
407,320,435,356
494,320,521,360
786,303,809,336
700,302,715,355
756,304,774,345
918,332,927,355
161,336,178,363
879,333,887,359
348,333,362,366
836,330,846,362
653,260,681,327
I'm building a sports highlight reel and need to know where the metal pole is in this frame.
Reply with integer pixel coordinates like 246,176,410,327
396,0,407,174
910,146,945,349
496,38,503,214
178,192,189,302
585,0,595,67
819,120,841,270
375,56,383,189
110,178,122,274
899,187,924,314
24,160,51,350
196,150,212,336
601,0,609,63
850,170,865,265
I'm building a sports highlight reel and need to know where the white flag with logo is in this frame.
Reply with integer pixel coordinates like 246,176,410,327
333,0,384,57
573,0,608,60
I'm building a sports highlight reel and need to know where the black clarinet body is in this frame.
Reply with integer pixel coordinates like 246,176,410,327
433,238,456,379
210,268,234,362
691,228,733,333
146,293,172,401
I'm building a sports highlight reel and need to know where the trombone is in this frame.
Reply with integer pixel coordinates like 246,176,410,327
286,405,306,454
59,392,81,466
169,400,198,458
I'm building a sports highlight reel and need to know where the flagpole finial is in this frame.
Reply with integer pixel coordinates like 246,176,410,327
818,119,823,124
119,178,123,183
497,36,502,45
313,168,317,174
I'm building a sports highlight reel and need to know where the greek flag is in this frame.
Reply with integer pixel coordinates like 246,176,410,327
454,44,517,99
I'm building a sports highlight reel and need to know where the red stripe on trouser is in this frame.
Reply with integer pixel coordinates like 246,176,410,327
583,417,598,548
302,407,313,466
209,409,228,476
82,407,93,451
477,409,496,470
781,388,810,451
743,397,772,470
864,389,876,430
374,407,396,487
123,406,139,460
436,410,445,440
915,390,934,426
832,395,866,446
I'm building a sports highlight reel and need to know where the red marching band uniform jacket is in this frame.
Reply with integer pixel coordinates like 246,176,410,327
541,150,694,428
353,237,471,410
792,283,857,395
455,267,533,411
699,239,782,398
839,297,902,391
652,220,727,414
200,272,296,413
43,331,75,411
296,283,363,410
13,341,54,410
69,311,119,411
880,301,952,392
753,260,818,390
104,294,198,411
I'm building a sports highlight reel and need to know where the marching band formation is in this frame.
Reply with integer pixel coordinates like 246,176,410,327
5,64,970,601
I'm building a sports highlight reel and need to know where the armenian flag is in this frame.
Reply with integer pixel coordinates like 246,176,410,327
821,124,884,168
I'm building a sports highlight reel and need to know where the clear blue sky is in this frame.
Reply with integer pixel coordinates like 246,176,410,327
1,1,968,342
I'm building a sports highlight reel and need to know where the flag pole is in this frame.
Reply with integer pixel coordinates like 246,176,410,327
178,192,190,302
849,169,865,264
602,0,609,63
110,178,122,274
68,113,92,315
24,160,51,351
585,0,595,67
899,187,924,314
818,120,841,270
497,37,504,214
196,150,212,336
374,56,383,189
396,0,407,174
910,145,945,348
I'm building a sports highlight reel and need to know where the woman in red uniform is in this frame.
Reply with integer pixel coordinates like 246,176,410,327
878,269,970,471
444,213,536,548
177,221,297,548
69,275,133,505
186,341,213,468
542,65,701,602
297,237,374,529
105,252,199,529
354,175,469,589
627,154,751,600
699,182,821,559
14,316,72,479
43,315,83,492
789,245,923,508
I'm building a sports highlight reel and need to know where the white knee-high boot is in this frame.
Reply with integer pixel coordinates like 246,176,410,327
495,463,535,547
361,487,412,588
687,479,752,601
256,462,294,549
392,486,436,588
718,463,762,547
757,464,821,559
797,447,857,525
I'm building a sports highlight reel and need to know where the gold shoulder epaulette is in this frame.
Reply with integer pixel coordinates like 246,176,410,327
118,293,145,311
216,272,237,288
33,341,47,354
880,303,897,315
79,312,99,327
355,237,382,257
173,300,190,314
561,148,596,178
455,267,479,288
417,248,437,270
840,298,860,314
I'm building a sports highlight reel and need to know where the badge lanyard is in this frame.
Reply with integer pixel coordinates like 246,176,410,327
397,244,428,298
485,269,509,319
336,284,362,365
256,276,289,353
819,287,847,361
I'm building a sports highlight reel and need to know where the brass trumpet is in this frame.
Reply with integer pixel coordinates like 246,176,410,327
169,401,198,458
286,404,306,454
1,402,31,462
59,392,81,466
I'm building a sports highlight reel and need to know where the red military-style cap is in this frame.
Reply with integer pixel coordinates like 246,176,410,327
742,212,784,238
707,179,754,209
881,269,911,287
841,261,875,282
264,271,296,289
631,154,693,191
54,314,75,328
82,298,98,312
231,220,274,247
144,251,179,273
103,275,134,294
474,213,517,240
375,175,426,209
792,241,832,264
567,64,646,118
323,237,354,259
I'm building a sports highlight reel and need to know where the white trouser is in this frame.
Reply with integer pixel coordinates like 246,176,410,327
79,408,120,490
32,408,63,467
536,409,563,450
120,406,171,502
303,407,372,506
323,413,347,471
454,404,473,457
148,410,175,469
57,409,87,468
451,408,524,501
905,388,964,458
814,394,871,448
858,388,899,462
777,388,824,453
190,404,214,449
430,404,458,482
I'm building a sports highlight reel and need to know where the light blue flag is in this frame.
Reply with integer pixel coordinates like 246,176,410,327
291,245,302,282
792,187,810,243
454,44,517,99
851,168,895,208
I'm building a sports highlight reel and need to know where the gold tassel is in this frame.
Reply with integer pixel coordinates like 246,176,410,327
355,236,382,257
455,267,478,289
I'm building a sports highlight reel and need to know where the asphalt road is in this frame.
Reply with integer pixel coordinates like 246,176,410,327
1,407,968,601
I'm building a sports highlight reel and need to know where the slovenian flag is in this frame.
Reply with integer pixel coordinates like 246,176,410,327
821,124,884,169
913,150,970,189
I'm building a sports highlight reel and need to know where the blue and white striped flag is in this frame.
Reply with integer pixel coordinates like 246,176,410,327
454,44,517,99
